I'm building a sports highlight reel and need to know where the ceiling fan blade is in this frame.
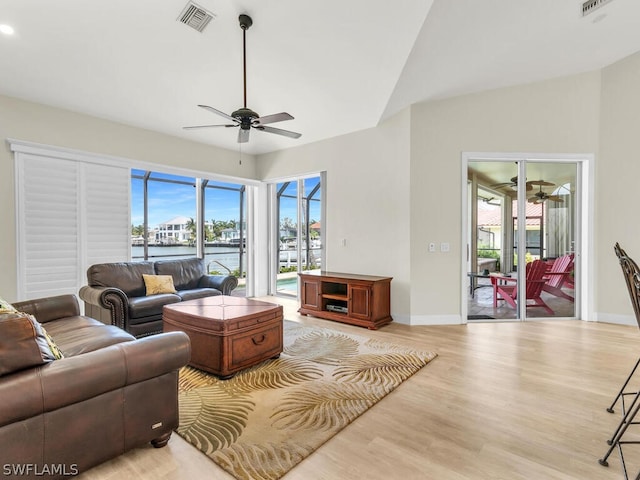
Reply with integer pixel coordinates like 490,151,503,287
529,180,555,187
254,112,294,125
547,195,564,202
183,124,237,130
256,125,302,139
490,182,513,188
238,128,250,143
198,105,238,123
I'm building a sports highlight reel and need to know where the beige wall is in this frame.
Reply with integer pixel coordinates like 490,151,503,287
0,95,258,301
258,110,412,321
408,71,601,322
597,51,640,322
259,71,602,324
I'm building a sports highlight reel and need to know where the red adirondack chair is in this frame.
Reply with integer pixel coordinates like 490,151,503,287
491,259,554,314
542,254,574,302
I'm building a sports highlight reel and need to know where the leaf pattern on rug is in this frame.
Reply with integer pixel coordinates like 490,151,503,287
333,352,434,391
284,330,359,365
269,381,379,431
179,365,220,392
176,321,437,480
178,386,254,454
364,338,439,361
219,357,324,394
213,442,313,480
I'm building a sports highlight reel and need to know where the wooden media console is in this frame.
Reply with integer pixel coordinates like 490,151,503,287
298,271,393,329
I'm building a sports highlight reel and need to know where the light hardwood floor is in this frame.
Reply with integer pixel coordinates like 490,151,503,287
79,296,640,480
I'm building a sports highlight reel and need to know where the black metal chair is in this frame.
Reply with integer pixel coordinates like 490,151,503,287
599,243,640,478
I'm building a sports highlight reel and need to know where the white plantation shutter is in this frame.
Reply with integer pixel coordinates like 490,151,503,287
12,141,130,300
82,163,130,267
18,155,80,299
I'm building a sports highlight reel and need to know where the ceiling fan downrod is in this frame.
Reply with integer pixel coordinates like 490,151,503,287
239,14,252,109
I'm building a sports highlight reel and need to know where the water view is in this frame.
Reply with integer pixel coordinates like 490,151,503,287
132,246,243,274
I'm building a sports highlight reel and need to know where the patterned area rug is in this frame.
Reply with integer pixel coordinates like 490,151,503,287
176,320,437,480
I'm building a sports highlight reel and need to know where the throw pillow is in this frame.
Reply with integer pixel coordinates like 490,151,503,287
142,274,177,295
0,295,17,313
41,323,65,360
0,312,61,376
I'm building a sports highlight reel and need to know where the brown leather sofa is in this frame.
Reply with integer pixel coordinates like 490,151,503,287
79,257,238,338
0,294,191,479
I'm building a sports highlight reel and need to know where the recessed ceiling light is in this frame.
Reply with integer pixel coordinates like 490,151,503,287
0,24,15,35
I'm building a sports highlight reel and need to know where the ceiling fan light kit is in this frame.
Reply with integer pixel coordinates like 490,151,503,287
184,14,301,144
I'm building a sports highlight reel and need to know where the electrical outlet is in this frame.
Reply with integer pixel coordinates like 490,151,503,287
428,242,436,252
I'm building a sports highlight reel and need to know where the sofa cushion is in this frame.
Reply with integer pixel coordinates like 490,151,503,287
128,294,181,323
177,288,223,301
87,261,155,297
0,312,58,376
44,315,135,356
154,257,205,291
142,274,177,295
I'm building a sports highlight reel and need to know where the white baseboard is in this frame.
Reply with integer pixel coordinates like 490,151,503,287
408,314,463,326
595,312,637,327
390,313,411,325
391,312,638,327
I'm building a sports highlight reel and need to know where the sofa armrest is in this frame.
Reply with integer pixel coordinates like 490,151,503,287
12,294,80,324
0,331,191,427
199,274,238,295
79,285,129,330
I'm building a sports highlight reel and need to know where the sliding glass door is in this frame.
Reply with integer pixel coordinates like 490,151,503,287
467,159,578,321
274,176,323,296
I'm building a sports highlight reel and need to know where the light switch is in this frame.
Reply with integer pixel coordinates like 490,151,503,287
441,242,450,252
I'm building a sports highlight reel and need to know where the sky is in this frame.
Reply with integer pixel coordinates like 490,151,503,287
131,170,321,229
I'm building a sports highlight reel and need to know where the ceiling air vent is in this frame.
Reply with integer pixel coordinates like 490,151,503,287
582,0,614,17
178,2,215,32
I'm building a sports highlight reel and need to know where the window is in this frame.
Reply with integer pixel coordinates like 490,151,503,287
131,169,247,286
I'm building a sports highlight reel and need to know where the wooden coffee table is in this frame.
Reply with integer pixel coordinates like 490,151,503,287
163,296,283,379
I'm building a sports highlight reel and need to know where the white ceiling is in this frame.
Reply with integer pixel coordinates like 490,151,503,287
2,0,640,156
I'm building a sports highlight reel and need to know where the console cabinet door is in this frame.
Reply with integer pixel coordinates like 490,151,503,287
300,278,321,311
348,285,371,319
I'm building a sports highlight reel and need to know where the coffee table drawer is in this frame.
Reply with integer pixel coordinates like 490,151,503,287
229,321,283,369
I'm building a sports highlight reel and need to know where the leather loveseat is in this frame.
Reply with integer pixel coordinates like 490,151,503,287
79,257,238,338
0,294,191,479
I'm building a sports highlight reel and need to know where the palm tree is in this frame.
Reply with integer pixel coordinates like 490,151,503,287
186,218,197,243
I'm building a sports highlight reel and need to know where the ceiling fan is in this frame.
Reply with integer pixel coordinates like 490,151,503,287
491,176,533,192
183,14,301,144
528,182,564,204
